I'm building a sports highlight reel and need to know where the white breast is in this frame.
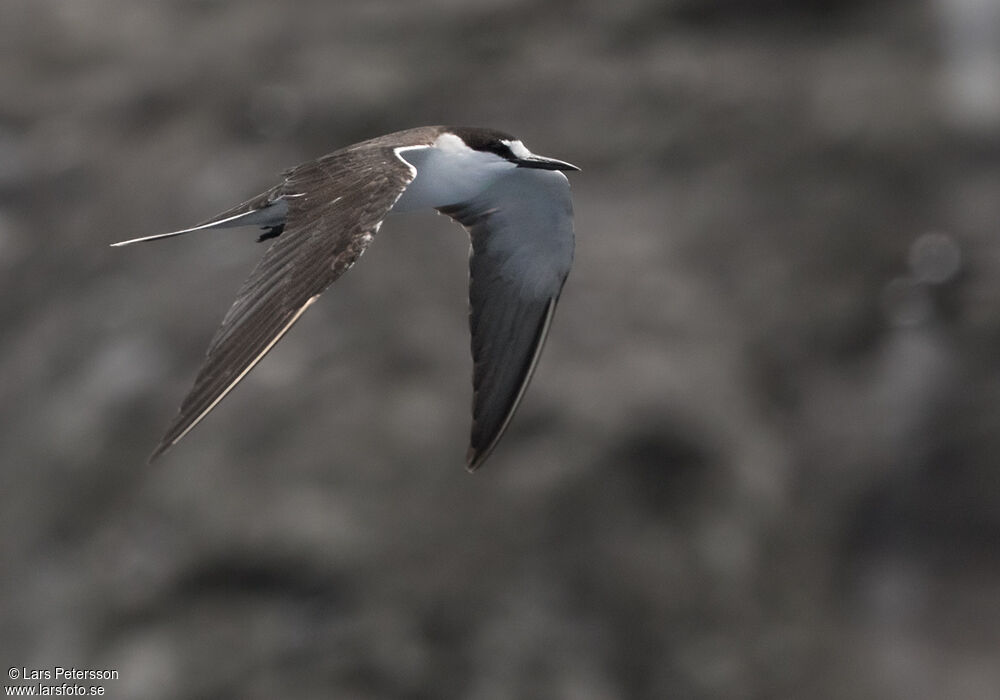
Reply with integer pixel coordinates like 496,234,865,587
390,134,516,213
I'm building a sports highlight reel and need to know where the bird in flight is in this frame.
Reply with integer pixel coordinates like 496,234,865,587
113,126,578,470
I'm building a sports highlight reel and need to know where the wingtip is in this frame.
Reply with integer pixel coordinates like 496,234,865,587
147,440,172,465
465,443,494,472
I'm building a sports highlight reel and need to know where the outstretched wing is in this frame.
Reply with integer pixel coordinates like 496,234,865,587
439,168,574,470
149,145,418,461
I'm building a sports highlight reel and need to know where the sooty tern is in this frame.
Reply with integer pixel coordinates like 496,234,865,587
113,126,578,470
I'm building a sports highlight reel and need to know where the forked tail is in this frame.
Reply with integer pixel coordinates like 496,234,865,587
111,198,289,247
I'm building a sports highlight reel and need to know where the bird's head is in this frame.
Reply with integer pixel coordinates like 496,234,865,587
444,126,580,172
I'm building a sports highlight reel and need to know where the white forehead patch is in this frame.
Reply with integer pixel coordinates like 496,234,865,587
434,132,473,152
502,139,533,159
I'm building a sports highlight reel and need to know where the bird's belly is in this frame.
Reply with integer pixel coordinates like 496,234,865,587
391,146,513,213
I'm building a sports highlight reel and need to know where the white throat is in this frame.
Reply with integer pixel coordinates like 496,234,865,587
390,133,516,213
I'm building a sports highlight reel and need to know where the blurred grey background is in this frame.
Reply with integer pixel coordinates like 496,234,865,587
3,1,1000,698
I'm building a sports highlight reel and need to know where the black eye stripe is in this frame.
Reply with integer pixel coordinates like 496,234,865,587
445,126,518,158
